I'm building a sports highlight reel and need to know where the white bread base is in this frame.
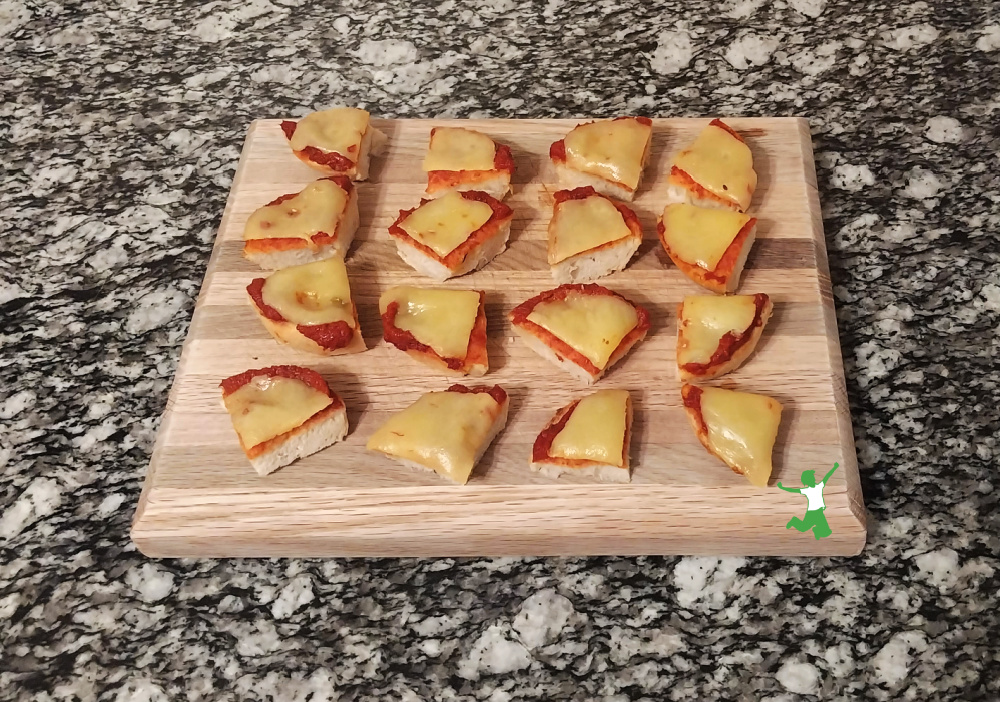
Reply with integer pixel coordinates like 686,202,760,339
531,461,631,483
530,395,632,482
244,189,359,270
394,220,511,282
391,398,509,484
511,327,598,384
249,405,348,476
664,183,743,212
553,162,640,202
512,321,648,385
551,236,642,284
354,127,388,181
254,307,367,356
386,343,487,377
427,173,511,201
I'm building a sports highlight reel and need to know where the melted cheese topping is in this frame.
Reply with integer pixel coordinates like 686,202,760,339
380,286,481,358
398,191,494,257
224,375,333,450
366,391,501,484
698,386,782,487
549,196,633,264
244,180,347,241
660,204,751,270
678,295,758,365
288,107,369,159
526,292,638,369
549,389,629,466
423,127,497,172
260,258,353,326
563,118,652,190
672,123,756,210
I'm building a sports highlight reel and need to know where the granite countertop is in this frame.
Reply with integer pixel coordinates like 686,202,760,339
2,0,999,699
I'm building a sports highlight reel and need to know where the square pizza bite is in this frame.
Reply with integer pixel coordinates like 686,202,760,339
280,107,387,180
508,283,650,384
243,176,359,270
666,118,757,212
388,190,514,281
657,203,757,294
366,384,509,484
548,186,643,283
423,127,515,200
549,116,653,201
379,286,488,376
681,384,782,488
530,389,633,483
676,293,772,381
246,257,365,356
220,365,348,476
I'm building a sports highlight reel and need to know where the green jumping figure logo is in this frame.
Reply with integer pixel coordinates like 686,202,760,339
777,462,839,540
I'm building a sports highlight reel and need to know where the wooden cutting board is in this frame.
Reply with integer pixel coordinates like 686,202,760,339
131,117,866,557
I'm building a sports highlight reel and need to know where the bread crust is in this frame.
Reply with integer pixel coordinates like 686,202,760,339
388,191,514,281
548,116,653,201
676,293,773,381
548,187,643,283
657,217,757,294
246,279,366,356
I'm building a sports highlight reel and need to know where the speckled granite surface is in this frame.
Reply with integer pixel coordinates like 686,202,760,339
2,0,999,699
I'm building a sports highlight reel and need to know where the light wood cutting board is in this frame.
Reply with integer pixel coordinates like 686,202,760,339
131,117,866,557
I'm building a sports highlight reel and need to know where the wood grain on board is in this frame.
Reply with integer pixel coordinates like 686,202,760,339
131,117,866,557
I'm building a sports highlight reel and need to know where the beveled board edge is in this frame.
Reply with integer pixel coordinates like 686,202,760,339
131,117,866,558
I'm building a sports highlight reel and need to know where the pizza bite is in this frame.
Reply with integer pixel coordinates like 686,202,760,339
548,187,643,283
243,176,358,270
366,385,509,484
509,283,650,384
247,257,365,356
681,384,782,487
666,119,757,212
530,389,633,483
677,293,773,381
220,365,348,476
388,190,514,281
423,127,515,200
280,107,387,180
658,203,757,293
549,116,653,201
379,286,488,376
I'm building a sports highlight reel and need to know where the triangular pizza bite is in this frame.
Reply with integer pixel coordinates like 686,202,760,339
243,176,358,270
379,286,488,376
681,384,782,487
509,283,650,384
422,127,515,200
366,385,509,484
676,293,773,381
388,190,514,281
530,389,633,483
280,107,387,180
247,257,365,356
658,203,757,293
549,116,653,201
667,118,757,212
220,366,348,476
548,187,643,283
